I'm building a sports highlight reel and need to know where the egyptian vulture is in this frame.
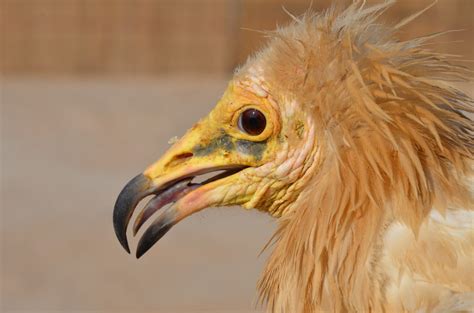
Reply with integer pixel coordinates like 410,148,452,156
113,2,474,312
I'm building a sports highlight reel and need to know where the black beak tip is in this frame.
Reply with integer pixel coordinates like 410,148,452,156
135,247,146,259
113,173,151,255
135,213,175,259
121,243,131,254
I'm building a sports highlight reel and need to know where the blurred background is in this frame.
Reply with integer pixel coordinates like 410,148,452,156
1,0,473,312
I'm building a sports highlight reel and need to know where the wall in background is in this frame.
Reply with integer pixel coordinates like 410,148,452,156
1,0,473,76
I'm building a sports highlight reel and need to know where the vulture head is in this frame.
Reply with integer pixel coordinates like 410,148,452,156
113,1,473,312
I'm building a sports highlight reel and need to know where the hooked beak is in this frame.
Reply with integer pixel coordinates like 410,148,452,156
113,165,244,258
113,118,251,258
112,173,199,257
113,173,153,254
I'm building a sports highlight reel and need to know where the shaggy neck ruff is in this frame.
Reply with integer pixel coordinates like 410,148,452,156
253,2,473,312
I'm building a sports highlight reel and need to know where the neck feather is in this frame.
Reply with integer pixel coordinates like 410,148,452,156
258,97,472,312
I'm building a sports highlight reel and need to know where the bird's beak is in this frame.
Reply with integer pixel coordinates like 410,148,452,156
113,115,253,258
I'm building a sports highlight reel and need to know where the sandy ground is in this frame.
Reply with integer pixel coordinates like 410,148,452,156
1,77,275,313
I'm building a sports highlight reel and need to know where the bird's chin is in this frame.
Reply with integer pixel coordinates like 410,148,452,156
113,165,247,258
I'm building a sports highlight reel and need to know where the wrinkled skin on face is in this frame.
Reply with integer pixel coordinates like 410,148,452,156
113,71,318,257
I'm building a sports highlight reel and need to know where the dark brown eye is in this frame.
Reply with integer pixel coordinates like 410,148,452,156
238,108,267,136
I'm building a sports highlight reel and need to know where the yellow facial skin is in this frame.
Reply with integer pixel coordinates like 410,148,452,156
113,76,317,256
142,81,283,222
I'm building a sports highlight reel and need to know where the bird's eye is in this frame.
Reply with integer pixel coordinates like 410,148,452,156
238,108,267,136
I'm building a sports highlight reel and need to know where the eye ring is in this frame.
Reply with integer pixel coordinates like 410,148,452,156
238,108,267,136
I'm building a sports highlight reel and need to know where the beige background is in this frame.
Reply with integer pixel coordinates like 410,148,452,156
2,0,473,75
1,0,473,312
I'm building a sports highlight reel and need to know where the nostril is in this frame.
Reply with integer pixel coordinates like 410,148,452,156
175,152,193,160
167,152,194,167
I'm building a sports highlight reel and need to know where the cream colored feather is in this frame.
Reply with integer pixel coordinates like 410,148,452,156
248,1,474,312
